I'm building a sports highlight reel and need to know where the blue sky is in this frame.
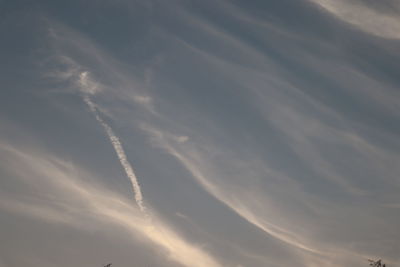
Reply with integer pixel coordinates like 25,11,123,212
1,0,400,266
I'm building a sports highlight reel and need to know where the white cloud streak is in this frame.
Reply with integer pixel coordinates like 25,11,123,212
77,71,146,213
309,0,400,39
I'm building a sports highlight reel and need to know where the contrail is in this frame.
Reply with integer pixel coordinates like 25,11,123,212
83,95,146,213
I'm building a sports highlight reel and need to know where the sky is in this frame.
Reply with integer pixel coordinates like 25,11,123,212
1,0,400,266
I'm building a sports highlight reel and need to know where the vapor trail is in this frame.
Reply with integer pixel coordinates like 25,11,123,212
83,95,146,213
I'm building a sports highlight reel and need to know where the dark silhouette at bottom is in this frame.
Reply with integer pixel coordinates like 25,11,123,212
368,259,386,267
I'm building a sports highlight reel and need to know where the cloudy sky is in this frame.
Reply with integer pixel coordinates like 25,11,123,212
1,0,400,266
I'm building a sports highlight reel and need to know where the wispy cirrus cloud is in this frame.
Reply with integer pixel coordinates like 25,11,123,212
46,5,400,264
0,139,222,267
309,0,400,39
2,1,400,266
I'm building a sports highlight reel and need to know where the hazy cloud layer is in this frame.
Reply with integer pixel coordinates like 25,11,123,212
1,0,399,266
